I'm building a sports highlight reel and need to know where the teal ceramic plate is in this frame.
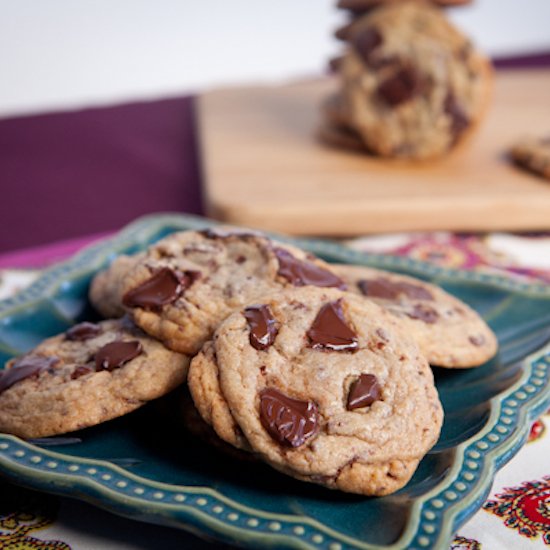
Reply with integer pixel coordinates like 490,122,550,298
0,214,549,550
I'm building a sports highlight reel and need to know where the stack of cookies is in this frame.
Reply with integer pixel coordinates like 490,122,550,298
321,0,493,160
0,228,498,496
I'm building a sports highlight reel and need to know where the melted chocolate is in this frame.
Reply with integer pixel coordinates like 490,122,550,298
274,248,345,289
244,305,278,351
307,299,358,351
259,388,319,447
405,304,439,324
122,267,197,309
65,322,102,341
347,374,381,410
328,55,344,73
358,277,433,301
94,341,142,371
334,21,354,41
0,356,59,393
71,365,94,380
377,67,421,107
352,27,383,65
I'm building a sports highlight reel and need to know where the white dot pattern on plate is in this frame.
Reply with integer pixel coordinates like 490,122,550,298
408,350,550,548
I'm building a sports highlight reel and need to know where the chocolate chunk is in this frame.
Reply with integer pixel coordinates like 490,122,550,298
274,248,345,289
244,305,278,351
334,21,355,41
377,67,421,107
259,388,319,447
358,277,433,301
358,278,399,299
65,322,102,341
444,92,469,143
0,356,59,393
200,228,257,240
352,27,383,65
347,374,381,410
307,299,358,351
405,304,439,324
94,341,142,372
71,365,94,380
328,55,344,73
469,335,485,346
122,267,197,309
200,228,224,239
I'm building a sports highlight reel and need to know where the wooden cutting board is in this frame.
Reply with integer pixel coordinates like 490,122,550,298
197,70,550,236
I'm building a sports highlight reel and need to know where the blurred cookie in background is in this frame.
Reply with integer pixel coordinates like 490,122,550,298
509,136,550,180
323,0,492,160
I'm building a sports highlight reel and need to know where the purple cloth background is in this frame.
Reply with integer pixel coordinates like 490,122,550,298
0,53,548,256
0,97,203,253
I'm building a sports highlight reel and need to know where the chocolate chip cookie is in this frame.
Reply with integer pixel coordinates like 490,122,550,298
89,253,141,319
190,287,443,496
510,136,550,181
91,229,345,354
333,264,497,367
330,1,492,159
0,318,189,438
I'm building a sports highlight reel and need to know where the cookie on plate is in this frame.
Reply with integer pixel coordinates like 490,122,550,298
333,264,497,367
89,253,142,319
332,1,492,159
189,287,443,496
509,136,550,181
90,228,345,355
0,318,189,439
178,385,255,461
188,340,252,451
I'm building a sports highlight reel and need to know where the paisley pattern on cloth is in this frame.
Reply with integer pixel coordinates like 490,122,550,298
529,408,550,444
450,535,481,549
0,482,71,549
483,476,550,545
346,232,550,284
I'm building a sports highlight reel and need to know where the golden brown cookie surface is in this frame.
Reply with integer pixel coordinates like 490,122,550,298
334,264,498,368
332,2,492,159
0,318,189,438
196,287,443,496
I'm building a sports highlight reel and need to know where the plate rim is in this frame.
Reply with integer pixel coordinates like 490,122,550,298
0,212,549,550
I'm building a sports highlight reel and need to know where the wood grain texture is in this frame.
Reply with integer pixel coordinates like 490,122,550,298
198,70,550,236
